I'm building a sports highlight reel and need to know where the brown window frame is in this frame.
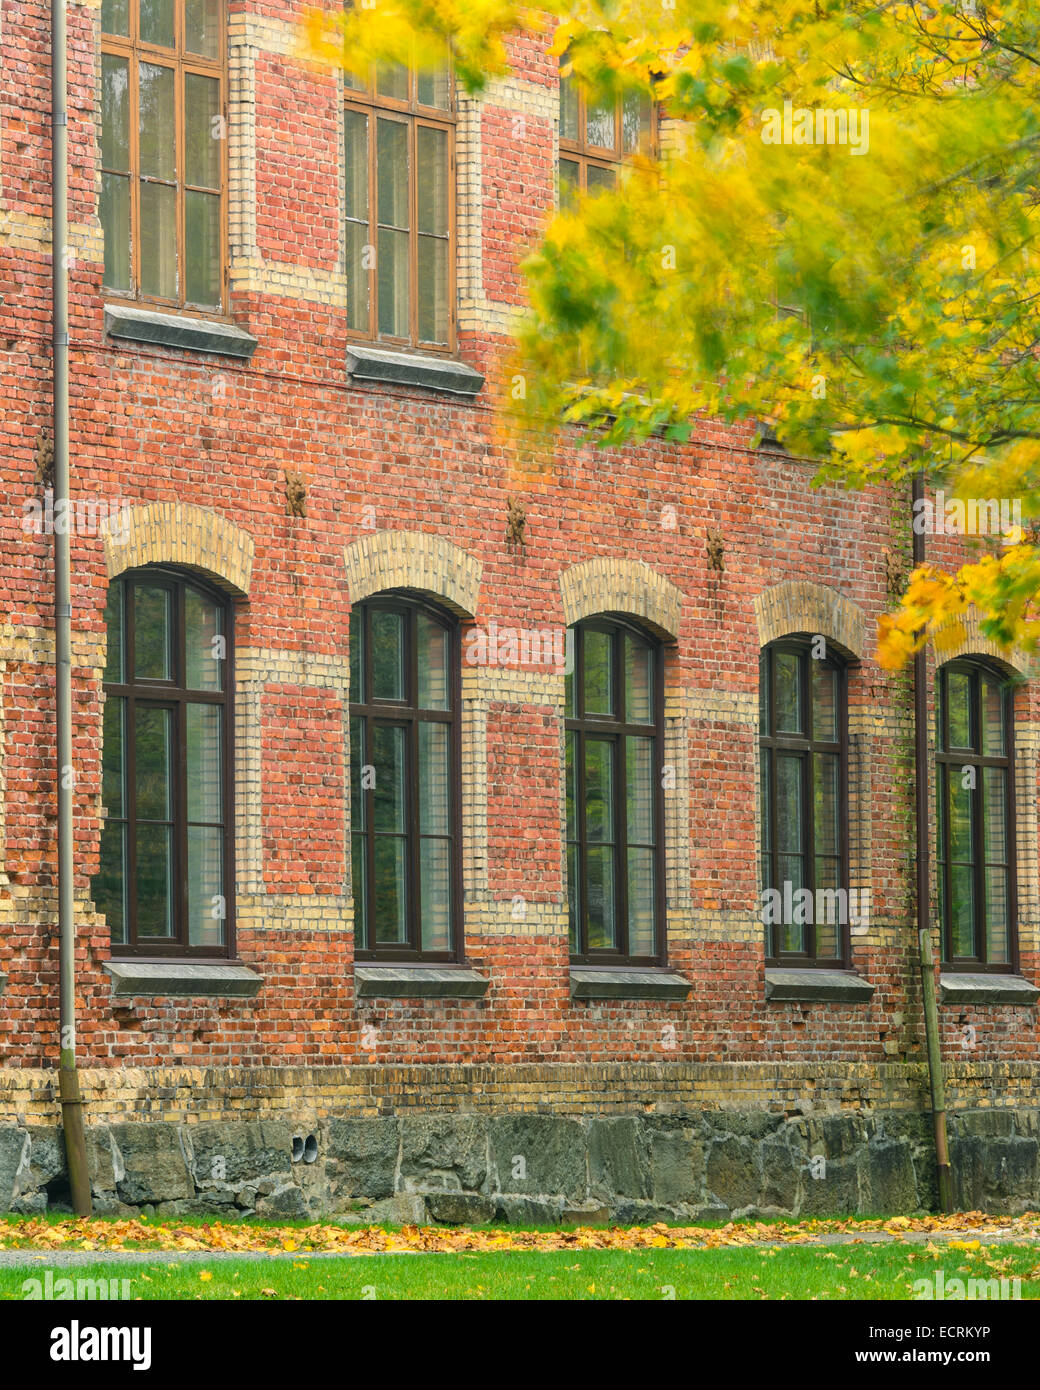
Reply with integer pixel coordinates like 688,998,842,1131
349,594,463,961
565,617,666,967
100,0,228,315
558,68,658,203
759,639,851,969
344,68,457,354
936,660,1018,973
97,566,236,960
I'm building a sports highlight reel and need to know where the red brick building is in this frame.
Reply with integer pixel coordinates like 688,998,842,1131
0,0,1037,1219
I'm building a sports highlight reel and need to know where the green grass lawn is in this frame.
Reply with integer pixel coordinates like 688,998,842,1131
4,1242,1039,1300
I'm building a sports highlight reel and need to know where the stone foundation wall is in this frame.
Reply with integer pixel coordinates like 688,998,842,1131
1,1063,1038,1220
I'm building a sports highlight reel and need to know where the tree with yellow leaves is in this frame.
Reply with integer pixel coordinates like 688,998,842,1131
304,0,1040,667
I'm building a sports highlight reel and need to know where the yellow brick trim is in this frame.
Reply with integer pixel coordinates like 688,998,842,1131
344,530,482,618
754,580,867,659
933,614,1031,677
559,559,682,640
103,503,254,597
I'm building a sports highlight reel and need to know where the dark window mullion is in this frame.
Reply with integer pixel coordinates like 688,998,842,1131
613,630,628,956
803,654,817,961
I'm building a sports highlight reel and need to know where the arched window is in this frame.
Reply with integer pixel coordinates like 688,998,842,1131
349,595,461,959
936,661,1017,970
759,640,848,966
565,618,664,964
94,567,233,954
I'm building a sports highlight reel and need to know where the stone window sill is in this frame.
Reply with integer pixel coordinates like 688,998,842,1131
569,967,690,1001
104,960,263,998
765,968,874,1003
354,964,490,998
346,343,484,397
104,303,258,360
939,972,1040,1006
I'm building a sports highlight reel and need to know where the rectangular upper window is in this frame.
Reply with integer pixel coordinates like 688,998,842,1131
344,62,456,352
100,0,226,313
558,67,656,208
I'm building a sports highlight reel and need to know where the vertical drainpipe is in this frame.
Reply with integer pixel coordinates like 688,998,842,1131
912,472,954,1213
53,0,92,1217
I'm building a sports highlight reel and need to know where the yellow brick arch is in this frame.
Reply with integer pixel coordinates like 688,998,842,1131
343,530,482,618
103,502,255,598
754,580,867,661
559,558,683,640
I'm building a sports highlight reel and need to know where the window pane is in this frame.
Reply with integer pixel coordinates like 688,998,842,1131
778,853,805,952
139,0,175,48
586,97,615,149
774,651,803,733
584,738,614,842
947,670,971,748
188,825,224,946
345,109,369,220
950,862,975,956
627,846,655,956
133,584,171,678
776,753,803,852
417,63,451,109
949,776,974,862
102,697,125,819
101,174,131,292
420,838,452,951
185,74,221,188
559,73,579,141
567,842,579,952
104,583,124,683
758,651,769,733
813,752,839,854
812,662,837,741
621,91,651,153
96,822,127,943
814,855,841,959
985,866,1009,964
136,823,173,936
586,164,615,196
582,628,613,714
185,588,223,690
101,0,129,35
983,766,1006,862
134,706,172,820
417,612,450,709
377,227,409,337
565,730,576,840
185,0,222,57
625,736,653,843
372,724,406,831
101,55,130,170
346,221,371,332
625,634,652,722
139,180,178,299
377,118,408,225
417,126,448,234
373,835,407,942
376,61,409,101
352,832,367,936
349,611,364,702
185,190,221,307
419,720,450,834
139,63,175,180
558,158,579,209
371,610,404,700
586,845,616,949
350,715,366,831
417,235,448,343
981,677,1005,756
187,703,223,823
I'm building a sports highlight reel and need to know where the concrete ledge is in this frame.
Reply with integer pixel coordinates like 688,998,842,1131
104,303,258,359
104,961,263,998
346,343,484,396
765,968,875,1003
570,967,690,1001
940,973,1040,1006
354,964,489,998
